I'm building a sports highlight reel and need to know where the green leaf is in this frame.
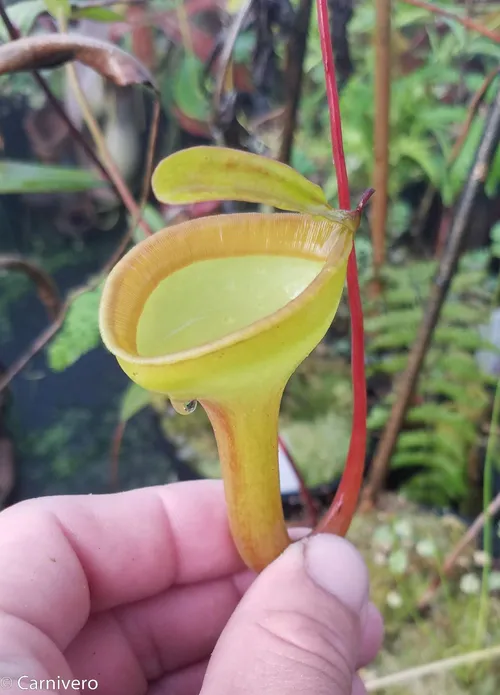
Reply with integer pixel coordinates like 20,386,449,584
0,0,46,41
442,301,488,325
131,204,166,244
420,377,483,406
369,326,417,351
367,354,408,376
152,146,336,217
404,470,467,505
437,350,482,380
70,6,122,21
47,284,102,371
434,325,484,351
395,431,434,452
364,307,423,334
465,37,500,61
491,222,500,245
486,143,500,199
392,450,460,480
120,383,152,423
367,405,390,430
44,0,70,19
434,430,467,460
171,53,210,123
232,31,256,63
406,404,477,443
379,286,423,308
451,269,488,293
0,160,104,194
397,136,443,188
445,116,483,205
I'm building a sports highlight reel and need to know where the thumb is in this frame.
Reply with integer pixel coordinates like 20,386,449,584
201,534,381,695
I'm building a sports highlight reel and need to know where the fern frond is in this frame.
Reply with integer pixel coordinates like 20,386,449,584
365,307,423,334
367,354,408,376
370,328,418,351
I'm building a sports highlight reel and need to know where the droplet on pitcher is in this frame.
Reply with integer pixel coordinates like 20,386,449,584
171,399,197,415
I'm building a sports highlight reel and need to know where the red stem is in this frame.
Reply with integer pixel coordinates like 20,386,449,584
313,0,367,536
317,0,350,209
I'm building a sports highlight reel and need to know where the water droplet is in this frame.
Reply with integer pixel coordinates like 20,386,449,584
171,399,197,415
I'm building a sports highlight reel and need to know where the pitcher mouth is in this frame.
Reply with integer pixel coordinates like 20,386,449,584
99,212,354,368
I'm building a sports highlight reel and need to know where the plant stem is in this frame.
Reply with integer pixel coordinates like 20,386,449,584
279,0,314,164
0,255,61,320
0,95,159,395
413,68,499,258
211,0,253,144
203,391,290,572
371,0,391,283
0,0,153,237
57,11,153,236
313,0,367,536
475,380,500,646
0,0,112,186
0,227,133,395
419,489,500,611
365,644,500,692
64,63,151,234
361,85,500,507
398,0,500,43
316,0,349,208
448,66,500,165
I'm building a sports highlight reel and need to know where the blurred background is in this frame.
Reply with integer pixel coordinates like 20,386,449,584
0,0,500,691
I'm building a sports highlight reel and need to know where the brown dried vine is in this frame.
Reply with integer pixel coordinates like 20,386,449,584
419,491,500,611
0,1,156,236
399,0,500,43
0,256,61,320
278,0,314,164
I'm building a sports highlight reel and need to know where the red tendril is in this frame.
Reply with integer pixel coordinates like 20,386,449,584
314,0,368,536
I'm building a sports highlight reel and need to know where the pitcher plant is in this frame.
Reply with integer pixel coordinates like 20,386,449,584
99,0,371,572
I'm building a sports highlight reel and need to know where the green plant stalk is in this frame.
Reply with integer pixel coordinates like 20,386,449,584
475,378,500,645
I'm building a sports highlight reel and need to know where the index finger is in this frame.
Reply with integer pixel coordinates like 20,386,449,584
0,479,244,650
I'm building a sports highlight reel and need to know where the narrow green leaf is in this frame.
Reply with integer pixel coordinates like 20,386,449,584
171,53,210,123
0,160,104,194
70,6,122,21
152,146,334,216
120,383,152,423
131,204,166,244
397,136,443,188
44,0,70,19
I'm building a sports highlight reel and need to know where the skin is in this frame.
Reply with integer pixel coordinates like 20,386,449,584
0,480,383,694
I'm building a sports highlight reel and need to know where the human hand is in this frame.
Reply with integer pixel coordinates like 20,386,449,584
0,480,382,694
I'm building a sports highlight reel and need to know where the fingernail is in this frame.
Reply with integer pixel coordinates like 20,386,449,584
304,534,369,614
